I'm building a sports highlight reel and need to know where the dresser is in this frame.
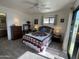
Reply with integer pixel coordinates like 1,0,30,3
11,26,22,40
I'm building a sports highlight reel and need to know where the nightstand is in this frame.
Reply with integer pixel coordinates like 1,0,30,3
52,34,62,43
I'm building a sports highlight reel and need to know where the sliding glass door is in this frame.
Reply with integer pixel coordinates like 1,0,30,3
67,7,79,59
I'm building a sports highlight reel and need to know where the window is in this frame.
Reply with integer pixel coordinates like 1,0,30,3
49,17,55,23
43,18,49,23
43,17,55,24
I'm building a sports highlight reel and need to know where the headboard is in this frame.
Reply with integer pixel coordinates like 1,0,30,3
38,26,54,33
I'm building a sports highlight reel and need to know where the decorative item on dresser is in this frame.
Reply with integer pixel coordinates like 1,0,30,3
23,21,31,34
11,26,22,40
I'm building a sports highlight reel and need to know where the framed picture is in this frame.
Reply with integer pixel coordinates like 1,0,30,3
34,19,38,24
60,19,64,23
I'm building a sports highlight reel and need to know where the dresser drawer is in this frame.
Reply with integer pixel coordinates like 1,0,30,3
11,26,22,40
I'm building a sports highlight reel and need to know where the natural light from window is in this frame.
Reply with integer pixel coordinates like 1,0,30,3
69,10,79,57
50,17,55,23
43,18,49,23
43,17,55,24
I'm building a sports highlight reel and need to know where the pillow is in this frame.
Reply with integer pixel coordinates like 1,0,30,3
39,26,53,33
40,28,47,32
32,31,47,36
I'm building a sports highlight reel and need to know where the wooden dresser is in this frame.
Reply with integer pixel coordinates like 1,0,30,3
11,26,22,40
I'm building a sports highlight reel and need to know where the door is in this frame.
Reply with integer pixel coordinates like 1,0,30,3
67,7,79,59
0,14,7,38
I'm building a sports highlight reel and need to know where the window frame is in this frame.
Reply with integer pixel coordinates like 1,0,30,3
43,17,55,24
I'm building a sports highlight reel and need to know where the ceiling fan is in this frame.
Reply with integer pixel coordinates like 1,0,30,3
22,0,51,9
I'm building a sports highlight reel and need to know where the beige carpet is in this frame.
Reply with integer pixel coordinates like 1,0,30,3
0,37,67,59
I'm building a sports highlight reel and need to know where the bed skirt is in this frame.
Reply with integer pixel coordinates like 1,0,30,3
22,39,51,52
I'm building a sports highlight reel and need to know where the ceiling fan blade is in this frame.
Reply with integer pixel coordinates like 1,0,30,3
23,0,50,10
43,7,51,9
22,0,36,5
26,5,36,9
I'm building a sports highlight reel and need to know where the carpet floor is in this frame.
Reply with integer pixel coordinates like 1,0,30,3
0,37,67,59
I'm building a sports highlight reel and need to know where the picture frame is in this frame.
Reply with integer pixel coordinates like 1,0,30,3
60,19,64,23
34,19,38,24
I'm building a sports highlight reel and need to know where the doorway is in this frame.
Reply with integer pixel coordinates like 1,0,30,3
67,6,79,59
0,13,7,38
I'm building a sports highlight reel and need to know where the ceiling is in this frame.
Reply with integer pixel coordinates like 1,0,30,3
0,0,75,14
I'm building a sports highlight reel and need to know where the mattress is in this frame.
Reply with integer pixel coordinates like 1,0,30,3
25,33,51,42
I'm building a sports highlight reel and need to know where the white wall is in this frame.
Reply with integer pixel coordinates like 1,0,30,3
0,6,31,40
29,14,42,26
63,10,73,52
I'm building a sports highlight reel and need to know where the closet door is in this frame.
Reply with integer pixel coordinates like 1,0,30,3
0,15,7,37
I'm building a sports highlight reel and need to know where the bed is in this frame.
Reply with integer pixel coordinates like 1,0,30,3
22,26,53,52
